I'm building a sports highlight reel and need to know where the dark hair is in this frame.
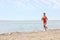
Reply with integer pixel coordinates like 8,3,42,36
43,13,46,16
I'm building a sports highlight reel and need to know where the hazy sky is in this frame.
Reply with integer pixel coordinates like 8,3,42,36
0,0,60,20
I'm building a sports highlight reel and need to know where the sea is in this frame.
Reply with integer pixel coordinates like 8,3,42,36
0,20,60,33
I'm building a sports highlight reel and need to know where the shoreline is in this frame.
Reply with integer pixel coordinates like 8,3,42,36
0,29,60,34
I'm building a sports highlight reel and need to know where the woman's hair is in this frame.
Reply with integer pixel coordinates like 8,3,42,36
43,13,46,16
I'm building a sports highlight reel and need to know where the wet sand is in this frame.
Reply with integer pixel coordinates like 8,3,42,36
0,29,60,40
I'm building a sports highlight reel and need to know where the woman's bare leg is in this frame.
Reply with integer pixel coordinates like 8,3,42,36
44,23,47,31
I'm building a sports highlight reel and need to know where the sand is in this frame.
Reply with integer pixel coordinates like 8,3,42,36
0,29,60,40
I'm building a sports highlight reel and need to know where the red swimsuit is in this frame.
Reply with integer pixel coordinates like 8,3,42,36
42,16,47,23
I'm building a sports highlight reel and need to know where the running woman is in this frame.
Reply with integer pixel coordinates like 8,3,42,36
41,13,48,31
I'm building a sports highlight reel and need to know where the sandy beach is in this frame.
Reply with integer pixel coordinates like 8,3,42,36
0,29,60,40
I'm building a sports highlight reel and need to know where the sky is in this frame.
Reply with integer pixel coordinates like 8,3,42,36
0,0,60,20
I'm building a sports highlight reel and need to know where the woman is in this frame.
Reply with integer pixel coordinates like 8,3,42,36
41,13,48,31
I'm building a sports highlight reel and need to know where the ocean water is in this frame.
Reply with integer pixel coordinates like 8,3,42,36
0,20,60,33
